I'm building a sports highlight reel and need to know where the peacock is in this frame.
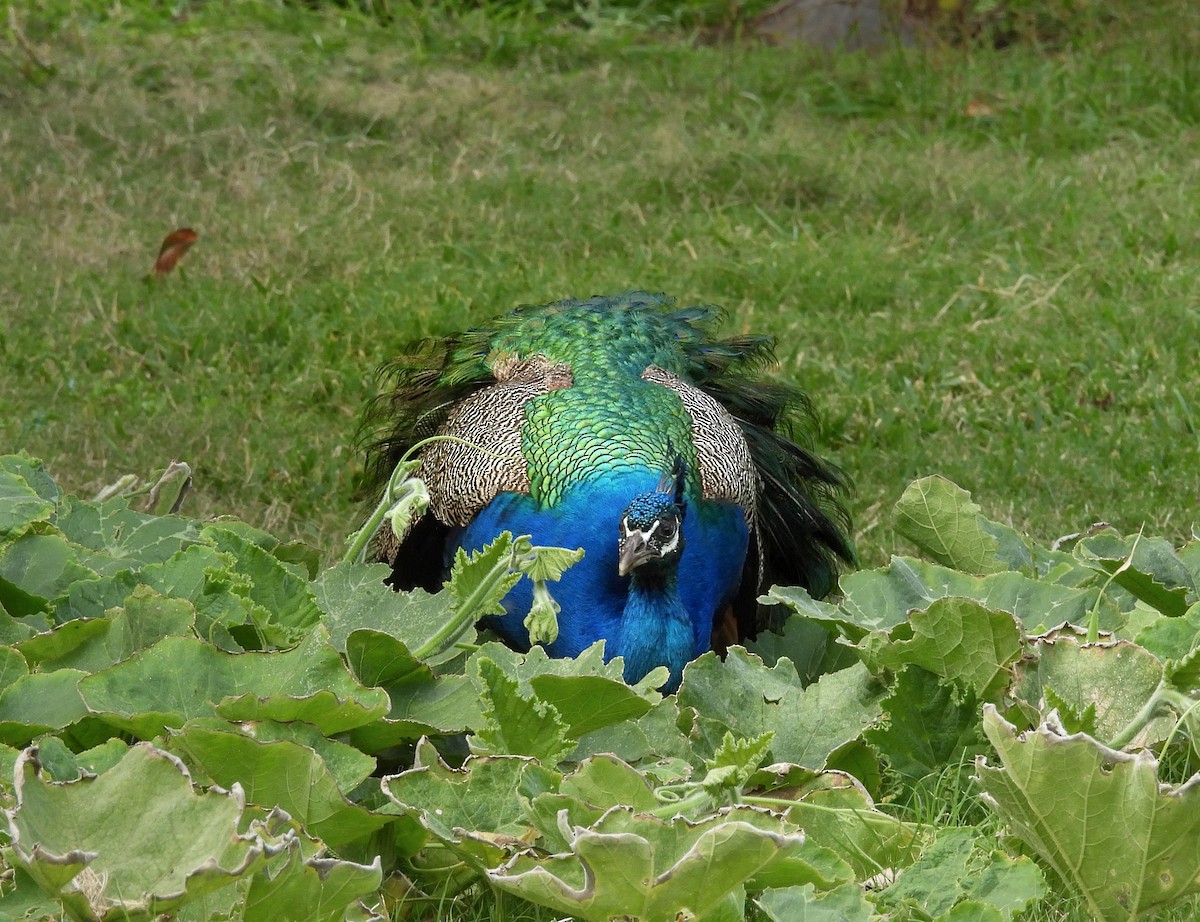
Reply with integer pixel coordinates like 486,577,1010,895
363,291,854,691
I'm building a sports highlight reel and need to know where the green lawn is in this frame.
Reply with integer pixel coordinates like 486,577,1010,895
4,3,1198,569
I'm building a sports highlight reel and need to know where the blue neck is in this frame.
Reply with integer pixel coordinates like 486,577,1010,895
617,565,693,693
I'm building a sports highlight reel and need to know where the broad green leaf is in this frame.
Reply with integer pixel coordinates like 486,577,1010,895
0,532,97,612
678,651,882,769
781,776,924,881
202,526,322,639
486,805,819,922
0,469,55,537
756,883,874,922
471,657,575,765
37,586,196,673
965,850,1049,920
0,645,29,692
0,670,89,746
977,706,1200,921
13,617,113,669
197,718,375,793
0,606,38,644
838,558,1103,638
532,673,654,738
874,825,1045,920
29,594,193,675
350,674,484,752
243,840,382,922
864,666,989,784
525,755,660,853
1017,633,1165,745
560,754,659,812
168,723,390,847
134,544,261,648
745,613,842,684
1076,532,1195,617
893,476,1006,574
468,641,661,739
678,648,803,739
344,629,431,688
1136,601,1200,667
7,744,285,919
570,693,694,766
770,663,883,768
859,597,1022,700
312,560,471,667
78,630,388,738
383,751,539,876
0,456,60,504
54,494,202,572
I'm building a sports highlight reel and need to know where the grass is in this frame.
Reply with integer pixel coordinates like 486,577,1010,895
4,2,1200,571
2,4,1200,917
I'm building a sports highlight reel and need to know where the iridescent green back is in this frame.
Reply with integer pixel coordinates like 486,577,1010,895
473,294,706,506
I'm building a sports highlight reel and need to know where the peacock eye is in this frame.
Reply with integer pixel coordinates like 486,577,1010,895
659,520,677,539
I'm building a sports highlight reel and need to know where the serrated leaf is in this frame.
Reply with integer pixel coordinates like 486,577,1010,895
0,469,56,537
54,494,202,572
837,558,1103,639
0,669,89,746
382,751,539,877
487,805,820,922
678,651,882,769
518,545,585,583
1017,634,1165,745
312,560,469,668
860,597,1022,700
78,630,388,738
977,706,1200,921
465,641,662,739
865,666,989,784
781,775,924,881
874,825,1045,919
6,744,285,920
1076,532,1195,617
449,533,522,619
243,840,382,922
894,476,1006,574
472,658,574,764
756,882,875,922
168,723,390,847
201,526,322,637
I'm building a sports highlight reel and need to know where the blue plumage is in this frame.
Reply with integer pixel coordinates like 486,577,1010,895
364,292,853,691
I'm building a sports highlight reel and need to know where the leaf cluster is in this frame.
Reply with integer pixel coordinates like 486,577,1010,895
3,459,1200,920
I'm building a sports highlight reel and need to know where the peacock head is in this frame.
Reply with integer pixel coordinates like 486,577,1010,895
617,459,687,577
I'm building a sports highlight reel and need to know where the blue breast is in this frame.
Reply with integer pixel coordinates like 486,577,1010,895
456,468,749,687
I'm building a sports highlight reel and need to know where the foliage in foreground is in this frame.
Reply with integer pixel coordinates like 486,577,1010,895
1,455,1200,920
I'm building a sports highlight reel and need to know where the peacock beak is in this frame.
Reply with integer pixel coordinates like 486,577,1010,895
618,531,654,576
